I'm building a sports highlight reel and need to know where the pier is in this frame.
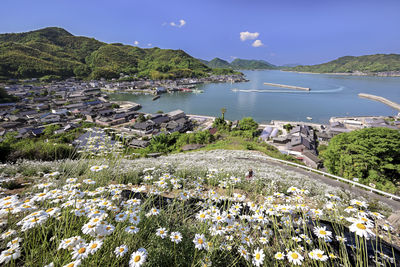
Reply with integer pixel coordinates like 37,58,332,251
358,93,400,111
263,82,310,91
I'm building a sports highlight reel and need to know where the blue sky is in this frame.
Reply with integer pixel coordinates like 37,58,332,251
1,0,399,65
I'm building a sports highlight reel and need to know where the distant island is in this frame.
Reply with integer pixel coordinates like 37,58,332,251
200,57,277,70
287,54,400,76
0,27,240,81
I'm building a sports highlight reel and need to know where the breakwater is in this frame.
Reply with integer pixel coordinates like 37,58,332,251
358,93,400,111
263,82,310,91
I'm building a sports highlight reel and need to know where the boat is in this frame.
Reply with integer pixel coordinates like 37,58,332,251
231,88,239,92
192,89,204,94
306,117,312,120
152,95,160,101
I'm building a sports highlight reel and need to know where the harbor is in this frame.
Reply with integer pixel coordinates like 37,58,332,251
263,82,310,91
358,93,400,112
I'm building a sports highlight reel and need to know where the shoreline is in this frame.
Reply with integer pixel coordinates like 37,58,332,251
282,70,400,77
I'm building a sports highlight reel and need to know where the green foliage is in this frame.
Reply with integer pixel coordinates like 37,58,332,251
283,123,293,132
321,128,400,193
0,27,216,80
136,114,146,123
290,54,400,73
206,58,231,68
202,58,276,70
238,117,258,131
212,117,229,132
211,68,241,75
230,58,276,69
0,87,18,103
0,122,93,162
141,131,215,155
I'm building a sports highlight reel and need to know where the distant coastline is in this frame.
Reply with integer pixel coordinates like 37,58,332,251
283,70,400,77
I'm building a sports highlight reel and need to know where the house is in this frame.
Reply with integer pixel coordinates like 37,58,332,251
129,139,150,149
273,136,291,145
131,121,155,136
150,115,170,126
302,150,323,169
31,127,45,136
288,136,315,153
167,109,185,120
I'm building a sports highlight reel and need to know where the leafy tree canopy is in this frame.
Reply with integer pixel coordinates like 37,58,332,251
321,127,400,193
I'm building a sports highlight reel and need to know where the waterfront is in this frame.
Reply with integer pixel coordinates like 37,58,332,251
109,70,400,124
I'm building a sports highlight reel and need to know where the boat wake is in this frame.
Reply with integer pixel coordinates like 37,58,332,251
231,86,344,94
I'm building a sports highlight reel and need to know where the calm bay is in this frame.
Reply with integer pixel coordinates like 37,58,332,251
109,70,400,124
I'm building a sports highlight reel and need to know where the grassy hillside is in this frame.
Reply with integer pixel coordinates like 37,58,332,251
290,54,400,73
0,27,215,80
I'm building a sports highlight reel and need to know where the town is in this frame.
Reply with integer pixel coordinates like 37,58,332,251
0,77,399,169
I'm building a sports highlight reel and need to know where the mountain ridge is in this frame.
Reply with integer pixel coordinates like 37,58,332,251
0,27,238,80
200,57,276,70
287,54,400,74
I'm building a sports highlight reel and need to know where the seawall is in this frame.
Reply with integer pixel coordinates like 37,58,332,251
263,82,310,91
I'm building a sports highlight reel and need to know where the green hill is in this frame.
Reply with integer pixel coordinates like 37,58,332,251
206,58,231,68
289,54,400,73
0,27,215,80
201,57,276,70
230,58,276,70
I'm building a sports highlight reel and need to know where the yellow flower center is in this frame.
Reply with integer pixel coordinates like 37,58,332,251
256,253,260,260
317,253,323,258
134,255,141,262
160,230,164,234
320,230,326,235
119,248,125,252
78,247,86,254
356,223,366,230
292,253,299,259
198,239,203,244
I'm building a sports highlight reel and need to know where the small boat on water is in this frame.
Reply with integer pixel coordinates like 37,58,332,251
231,88,239,92
152,95,160,101
192,89,204,94
306,117,312,120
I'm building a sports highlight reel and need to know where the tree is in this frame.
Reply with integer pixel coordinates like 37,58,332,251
283,123,293,132
238,117,258,131
321,128,400,192
136,114,146,123
221,107,226,121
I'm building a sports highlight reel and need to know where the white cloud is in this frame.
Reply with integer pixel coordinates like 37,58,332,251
240,31,259,41
170,19,186,28
252,39,264,47
147,43,152,47
133,41,139,45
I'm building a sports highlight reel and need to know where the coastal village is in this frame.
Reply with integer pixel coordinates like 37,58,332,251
0,76,399,169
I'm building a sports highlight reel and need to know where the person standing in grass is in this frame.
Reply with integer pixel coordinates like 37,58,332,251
246,168,254,180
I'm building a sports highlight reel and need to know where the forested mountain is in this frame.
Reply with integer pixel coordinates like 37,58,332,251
289,54,400,73
201,58,276,70
0,27,223,80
